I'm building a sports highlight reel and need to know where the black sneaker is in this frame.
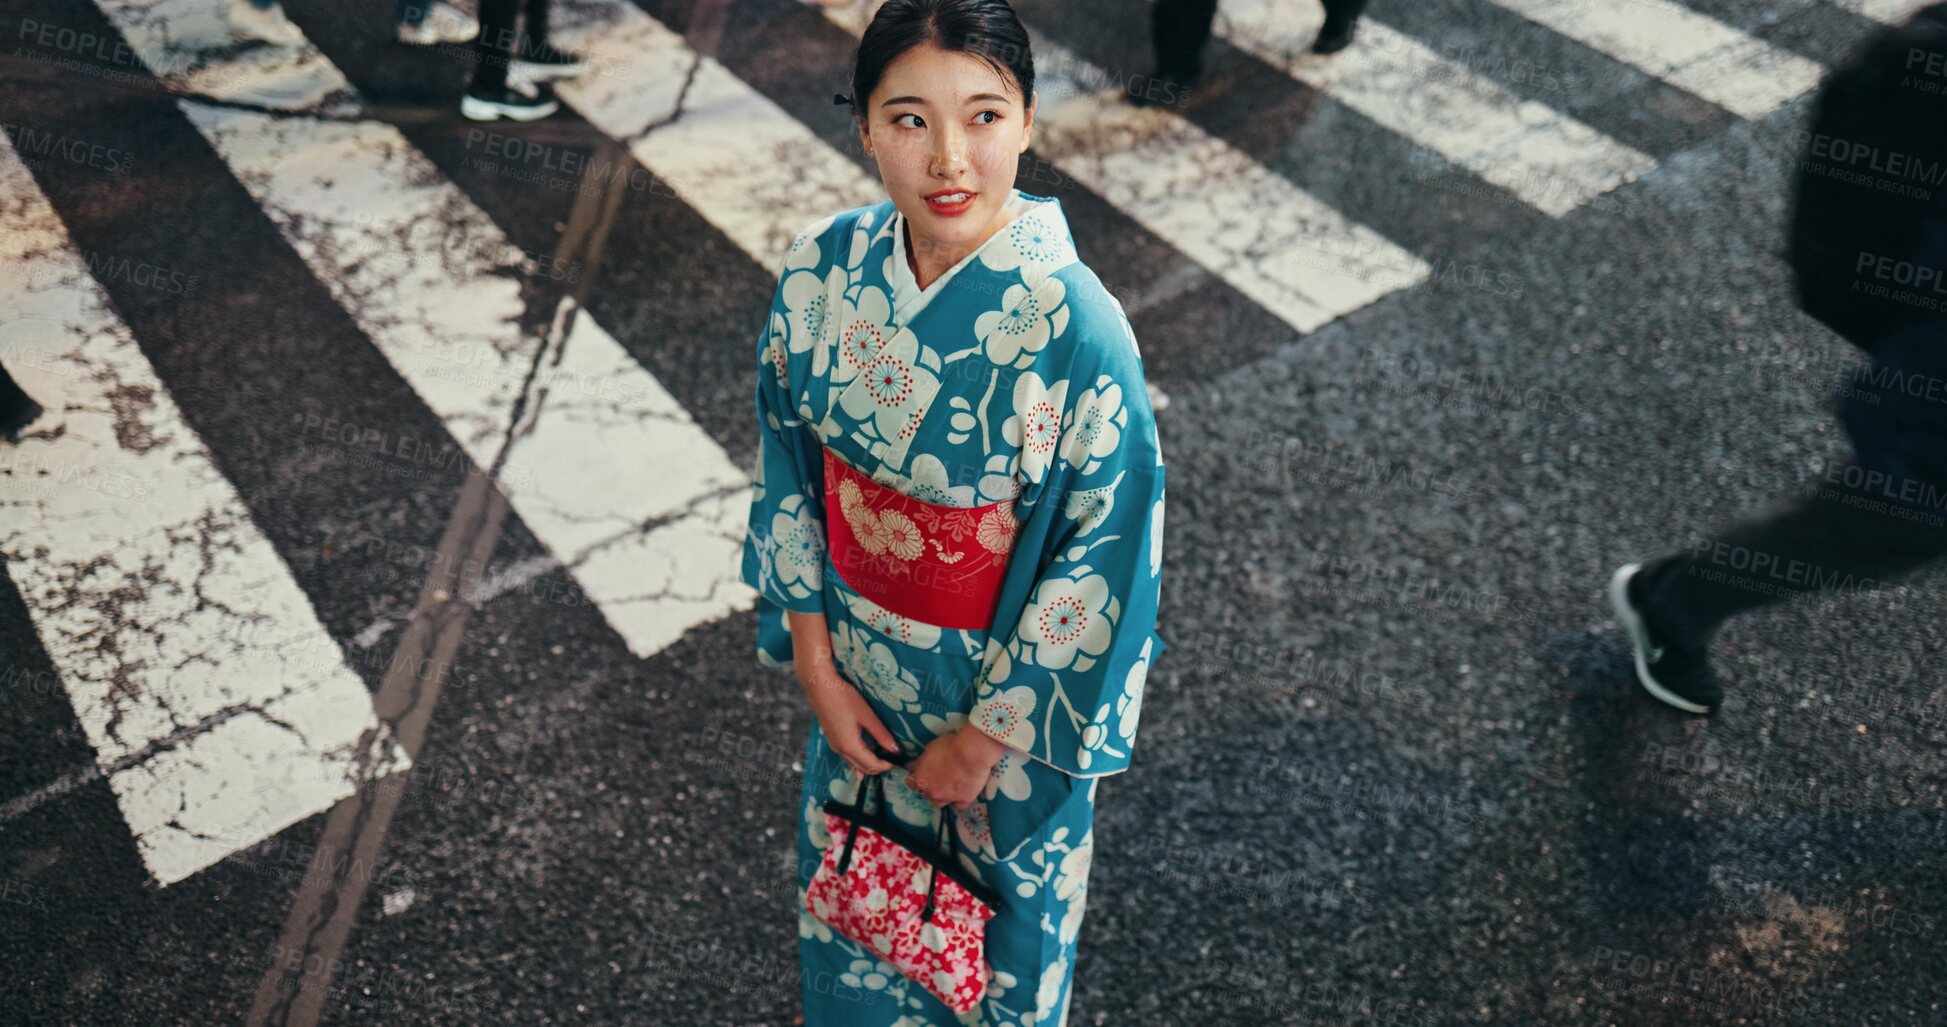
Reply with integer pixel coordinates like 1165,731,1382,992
510,41,584,84
1608,562,1723,714
1312,20,1358,54
461,81,559,122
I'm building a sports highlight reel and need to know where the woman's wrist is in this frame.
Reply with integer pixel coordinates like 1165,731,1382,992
953,724,1009,769
786,611,835,685
795,657,844,699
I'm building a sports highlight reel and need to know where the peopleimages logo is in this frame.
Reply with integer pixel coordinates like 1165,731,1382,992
0,122,133,173
1855,251,1947,296
1684,533,1887,595
1906,44,1947,80
1821,456,1947,512
1796,131,1947,187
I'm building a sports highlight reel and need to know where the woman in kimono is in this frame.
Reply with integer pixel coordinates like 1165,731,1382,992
739,2,1167,1024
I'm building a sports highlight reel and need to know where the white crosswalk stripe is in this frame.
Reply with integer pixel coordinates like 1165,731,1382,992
1828,0,1932,24
1216,0,1657,216
87,2,757,655
82,0,357,113
1028,77,1429,331
1488,0,1828,119
183,100,756,659
0,134,413,888
547,0,884,270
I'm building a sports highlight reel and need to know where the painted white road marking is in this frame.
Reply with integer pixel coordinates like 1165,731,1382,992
1217,0,1657,216
175,101,754,659
0,135,412,888
547,0,886,270
90,1,756,657
1828,0,1931,24
82,0,356,112
1488,0,1828,119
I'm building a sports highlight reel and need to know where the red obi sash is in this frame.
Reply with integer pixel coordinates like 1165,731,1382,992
822,448,1019,629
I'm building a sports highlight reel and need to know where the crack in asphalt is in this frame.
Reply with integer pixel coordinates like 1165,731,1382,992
246,121,641,1027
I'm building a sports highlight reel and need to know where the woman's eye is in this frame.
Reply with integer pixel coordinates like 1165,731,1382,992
974,110,1000,125
894,113,923,128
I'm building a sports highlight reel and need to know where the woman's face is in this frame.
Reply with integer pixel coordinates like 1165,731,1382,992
857,42,1035,261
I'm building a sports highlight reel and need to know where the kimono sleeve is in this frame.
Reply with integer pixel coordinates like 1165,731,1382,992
739,223,834,669
966,301,1168,778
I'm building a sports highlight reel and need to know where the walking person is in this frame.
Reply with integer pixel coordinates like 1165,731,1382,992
739,2,1168,1022
1609,5,1947,714
1132,0,1369,107
461,0,584,121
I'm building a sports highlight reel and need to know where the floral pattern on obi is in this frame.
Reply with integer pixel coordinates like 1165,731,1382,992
825,448,1019,631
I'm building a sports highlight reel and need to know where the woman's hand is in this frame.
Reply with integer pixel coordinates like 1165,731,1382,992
906,728,1009,812
789,612,900,776
801,663,901,777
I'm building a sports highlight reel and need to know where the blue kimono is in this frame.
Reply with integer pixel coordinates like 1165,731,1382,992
740,188,1167,1026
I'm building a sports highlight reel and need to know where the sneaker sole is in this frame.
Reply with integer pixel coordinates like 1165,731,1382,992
460,95,559,122
1608,562,1713,714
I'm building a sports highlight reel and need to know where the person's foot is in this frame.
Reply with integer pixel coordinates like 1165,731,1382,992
396,2,480,45
1312,20,1358,54
229,0,304,46
0,397,45,444
510,42,584,84
461,81,559,122
1608,561,1723,714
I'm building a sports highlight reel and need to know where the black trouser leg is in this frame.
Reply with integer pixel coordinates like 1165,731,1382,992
1639,480,1947,649
523,0,549,51
471,0,520,91
1151,0,1218,80
1320,0,1370,34
0,366,36,424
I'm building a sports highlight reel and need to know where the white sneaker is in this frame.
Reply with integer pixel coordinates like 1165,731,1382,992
229,0,304,46
396,2,480,45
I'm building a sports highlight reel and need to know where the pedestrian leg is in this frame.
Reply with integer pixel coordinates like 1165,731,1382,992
1638,481,1947,651
1314,0,1370,53
472,0,520,93
0,365,44,443
1150,0,1218,85
461,0,560,120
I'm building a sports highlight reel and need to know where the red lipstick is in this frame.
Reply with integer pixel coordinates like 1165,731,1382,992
923,187,977,217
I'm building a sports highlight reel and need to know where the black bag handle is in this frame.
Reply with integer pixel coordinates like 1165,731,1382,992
920,811,962,923
832,755,969,923
834,771,881,874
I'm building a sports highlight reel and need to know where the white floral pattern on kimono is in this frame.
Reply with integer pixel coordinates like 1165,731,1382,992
741,189,1166,1027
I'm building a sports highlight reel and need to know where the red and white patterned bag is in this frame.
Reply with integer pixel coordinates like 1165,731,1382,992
805,770,1001,1014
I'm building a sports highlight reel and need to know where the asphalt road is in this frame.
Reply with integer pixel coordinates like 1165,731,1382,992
1,0,1942,1025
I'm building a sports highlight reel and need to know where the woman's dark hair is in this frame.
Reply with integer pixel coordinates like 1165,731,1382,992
1787,3,1947,347
843,0,1035,122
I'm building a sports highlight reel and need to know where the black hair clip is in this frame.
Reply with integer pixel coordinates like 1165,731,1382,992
833,92,853,106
